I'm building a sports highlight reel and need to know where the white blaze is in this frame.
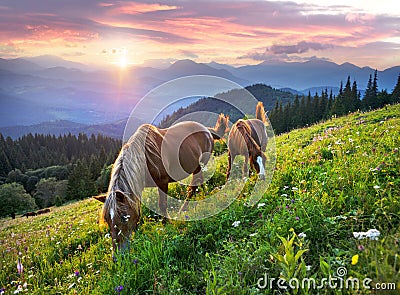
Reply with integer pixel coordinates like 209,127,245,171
257,156,265,176
110,208,115,221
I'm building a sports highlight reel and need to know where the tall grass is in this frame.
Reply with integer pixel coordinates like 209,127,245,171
1,105,399,294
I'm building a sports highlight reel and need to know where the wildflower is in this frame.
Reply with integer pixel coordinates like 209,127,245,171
105,233,110,239
238,271,243,275
115,285,123,293
292,187,299,191
249,232,258,237
232,221,241,227
351,254,359,265
373,185,380,189
298,232,306,239
17,258,23,275
295,216,300,221
185,215,189,220
68,283,75,289
0,287,5,294
285,205,289,209
133,258,138,265
394,148,398,153
257,203,265,208
74,270,80,277
306,265,312,271
291,199,295,204
353,229,380,240
281,193,288,197
259,213,262,219
13,285,23,294
77,244,82,250
357,245,365,251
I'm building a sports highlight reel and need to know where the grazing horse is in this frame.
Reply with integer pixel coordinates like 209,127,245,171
93,121,214,253
227,119,266,180
247,101,268,152
22,211,37,218
36,208,51,215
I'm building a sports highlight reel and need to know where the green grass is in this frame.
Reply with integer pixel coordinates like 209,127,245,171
1,105,399,294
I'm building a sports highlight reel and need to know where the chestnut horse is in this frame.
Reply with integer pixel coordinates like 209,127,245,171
94,121,214,253
226,119,266,180
226,102,268,180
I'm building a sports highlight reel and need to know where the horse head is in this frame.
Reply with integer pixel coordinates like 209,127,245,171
94,190,140,257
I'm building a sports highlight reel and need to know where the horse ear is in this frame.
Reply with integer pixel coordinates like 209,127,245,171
93,194,107,203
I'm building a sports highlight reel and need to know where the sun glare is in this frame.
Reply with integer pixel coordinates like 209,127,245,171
118,55,128,69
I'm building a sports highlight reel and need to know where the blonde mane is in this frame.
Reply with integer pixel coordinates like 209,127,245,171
255,102,267,123
102,124,161,223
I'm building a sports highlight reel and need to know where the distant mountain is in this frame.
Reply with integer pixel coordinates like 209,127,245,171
230,59,398,91
0,57,44,74
1,55,399,131
158,59,249,86
159,83,295,127
0,119,132,140
24,55,91,71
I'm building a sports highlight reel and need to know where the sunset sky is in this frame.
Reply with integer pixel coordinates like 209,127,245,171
0,0,399,69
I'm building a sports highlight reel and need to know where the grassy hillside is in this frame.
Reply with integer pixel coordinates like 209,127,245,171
1,105,399,294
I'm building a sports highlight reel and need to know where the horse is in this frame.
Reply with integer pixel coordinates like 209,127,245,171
36,208,51,215
226,119,266,180
22,211,37,218
93,121,214,254
247,101,268,152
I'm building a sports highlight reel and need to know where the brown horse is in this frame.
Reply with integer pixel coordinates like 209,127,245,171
248,101,268,152
93,121,214,254
22,211,37,218
226,119,266,180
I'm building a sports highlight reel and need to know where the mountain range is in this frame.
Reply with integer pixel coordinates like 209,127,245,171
0,55,399,138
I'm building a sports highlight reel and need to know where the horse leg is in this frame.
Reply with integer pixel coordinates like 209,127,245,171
243,154,249,178
157,181,170,222
227,151,236,181
180,166,203,212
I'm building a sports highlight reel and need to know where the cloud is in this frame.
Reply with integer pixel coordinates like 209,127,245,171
180,50,199,59
0,43,24,57
239,42,333,61
269,41,333,54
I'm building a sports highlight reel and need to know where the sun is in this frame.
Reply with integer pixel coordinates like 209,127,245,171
118,55,128,69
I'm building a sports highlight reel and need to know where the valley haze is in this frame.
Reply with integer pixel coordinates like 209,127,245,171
0,56,399,139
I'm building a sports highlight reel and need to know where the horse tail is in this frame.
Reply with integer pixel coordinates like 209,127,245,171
256,101,267,123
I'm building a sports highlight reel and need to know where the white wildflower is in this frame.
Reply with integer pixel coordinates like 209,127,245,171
306,265,312,271
249,233,258,237
232,221,241,227
353,229,380,240
292,187,299,191
298,232,307,239
257,203,266,208
373,185,380,189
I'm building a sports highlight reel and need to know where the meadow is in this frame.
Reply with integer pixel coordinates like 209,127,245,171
0,105,399,294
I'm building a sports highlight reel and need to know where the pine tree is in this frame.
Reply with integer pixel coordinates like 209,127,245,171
67,160,96,200
390,74,400,103
363,70,379,109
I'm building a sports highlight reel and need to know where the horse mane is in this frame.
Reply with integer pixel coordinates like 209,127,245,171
255,102,267,123
235,120,261,154
209,113,229,139
102,124,161,223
